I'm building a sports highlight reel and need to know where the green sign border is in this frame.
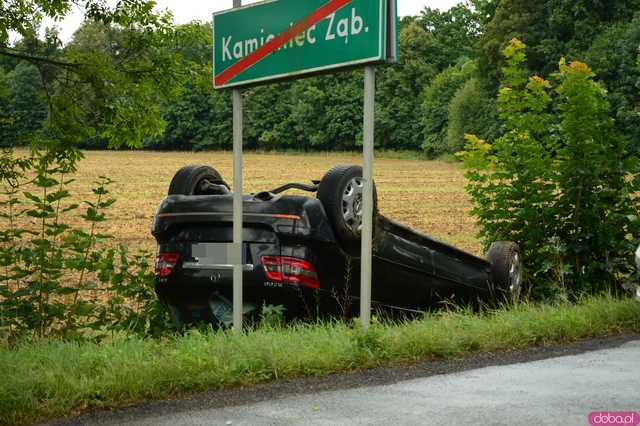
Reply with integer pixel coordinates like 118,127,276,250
212,0,394,89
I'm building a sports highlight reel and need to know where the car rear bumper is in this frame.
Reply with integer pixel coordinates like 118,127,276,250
155,270,316,307
158,280,315,323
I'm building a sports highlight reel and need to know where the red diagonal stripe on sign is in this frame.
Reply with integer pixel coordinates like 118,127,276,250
215,0,352,87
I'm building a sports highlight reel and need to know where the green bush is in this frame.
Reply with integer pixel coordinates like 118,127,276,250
0,148,169,341
459,39,640,300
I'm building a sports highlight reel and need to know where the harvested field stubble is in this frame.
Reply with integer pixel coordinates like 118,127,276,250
54,151,480,255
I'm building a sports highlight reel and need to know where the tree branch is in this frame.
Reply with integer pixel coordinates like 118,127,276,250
0,48,81,68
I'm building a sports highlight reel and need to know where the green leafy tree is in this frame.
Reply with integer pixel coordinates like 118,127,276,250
416,3,484,72
245,81,296,150
0,67,15,146
467,0,499,28
375,20,436,150
143,23,232,151
0,0,168,45
554,59,639,294
0,28,59,147
51,19,202,149
146,80,232,152
245,72,364,151
375,7,486,152
446,77,498,154
320,73,365,150
0,1,195,337
420,60,474,157
477,0,640,88
585,15,640,146
460,39,640,299
0,62,47,146
1,1,200,150
287,83,331,149
460,39,557,290
204,91,233,150
145,81,207,151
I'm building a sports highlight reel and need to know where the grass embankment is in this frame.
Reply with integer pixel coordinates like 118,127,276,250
2,296,639,425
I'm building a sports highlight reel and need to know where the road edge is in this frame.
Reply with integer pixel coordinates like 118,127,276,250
47,332,640,426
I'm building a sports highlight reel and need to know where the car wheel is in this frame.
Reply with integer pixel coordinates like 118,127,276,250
317,165,377,254
486,241,523,303
168,165,229,195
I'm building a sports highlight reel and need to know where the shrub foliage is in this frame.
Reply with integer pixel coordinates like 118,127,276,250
0,148,168,340
460,39,640,300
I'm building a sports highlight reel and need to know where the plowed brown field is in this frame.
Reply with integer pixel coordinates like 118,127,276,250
66,151,481,255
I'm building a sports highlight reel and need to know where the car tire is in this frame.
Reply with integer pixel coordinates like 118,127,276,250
317,165,378,254
486,241,523,303
168,165,229,195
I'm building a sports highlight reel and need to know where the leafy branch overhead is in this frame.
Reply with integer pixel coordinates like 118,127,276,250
1,0,206,149
0,0,171,45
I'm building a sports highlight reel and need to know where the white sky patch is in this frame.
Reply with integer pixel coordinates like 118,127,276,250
25,0,459,44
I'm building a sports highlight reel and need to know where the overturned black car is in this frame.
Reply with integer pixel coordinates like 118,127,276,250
152,165,523,328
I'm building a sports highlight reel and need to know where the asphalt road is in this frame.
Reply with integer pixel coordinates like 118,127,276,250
53,335,640,426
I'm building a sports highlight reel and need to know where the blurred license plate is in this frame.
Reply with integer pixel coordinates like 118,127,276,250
192,243,229,264
191,243,246,265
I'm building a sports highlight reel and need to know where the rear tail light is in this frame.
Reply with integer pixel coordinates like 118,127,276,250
261,256,320,289
155,252,181,277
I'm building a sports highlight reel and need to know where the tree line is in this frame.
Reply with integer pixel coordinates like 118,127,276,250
1,0,639,156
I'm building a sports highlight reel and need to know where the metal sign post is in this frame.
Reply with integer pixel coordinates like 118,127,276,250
360,65,375,328
232,0,243,333
213,0,397,331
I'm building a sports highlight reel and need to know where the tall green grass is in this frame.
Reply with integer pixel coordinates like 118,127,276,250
1,296,639,425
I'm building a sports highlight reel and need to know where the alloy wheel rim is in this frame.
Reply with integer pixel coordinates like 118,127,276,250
342,177,364,233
